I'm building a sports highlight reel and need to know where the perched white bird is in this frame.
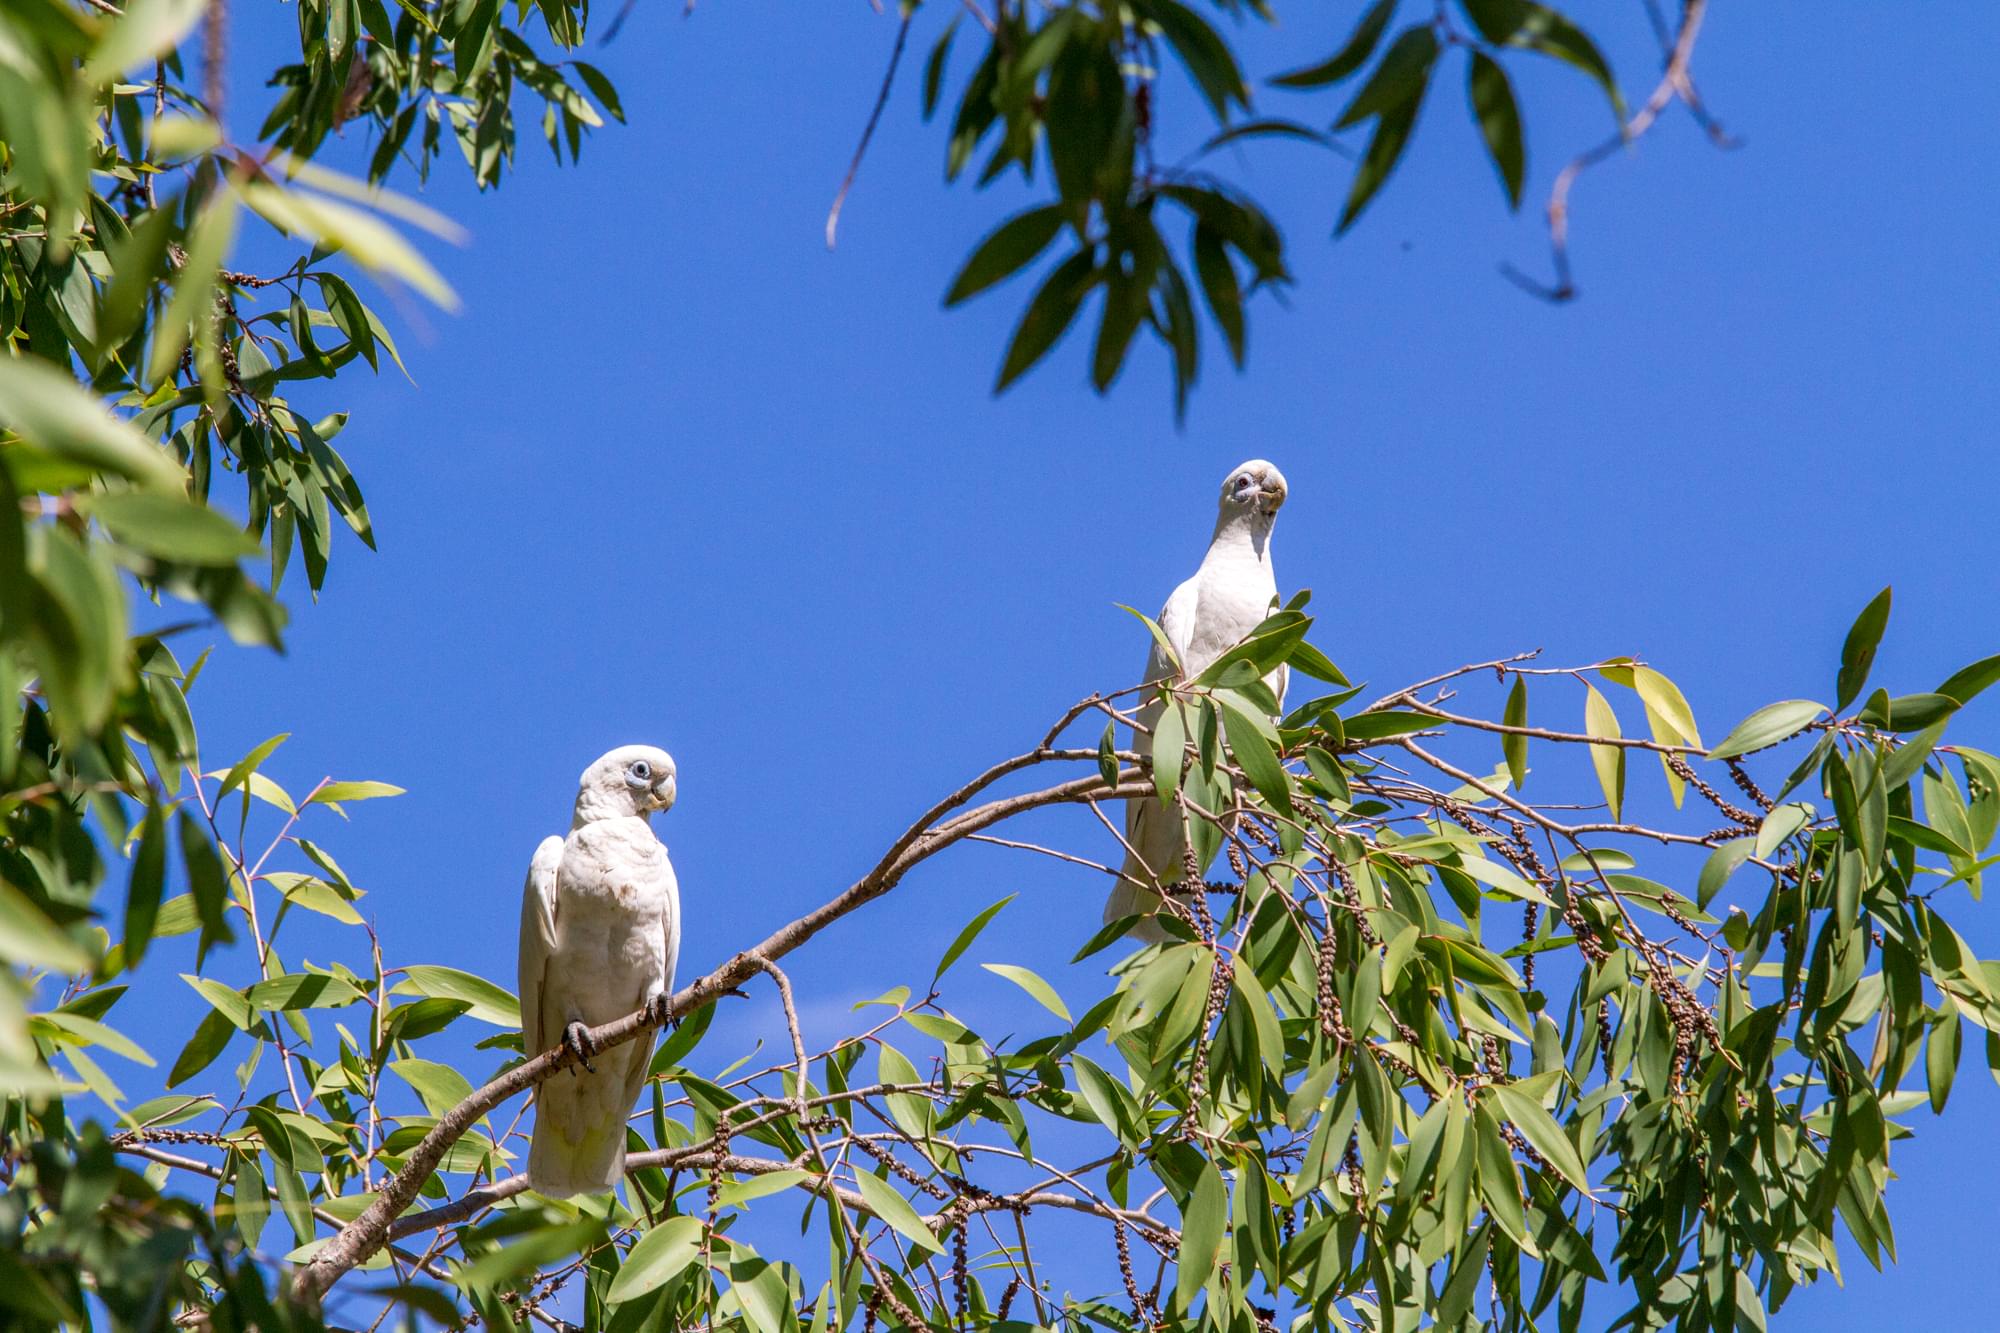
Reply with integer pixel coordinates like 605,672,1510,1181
1107,460,1289,940
518,745,681,1198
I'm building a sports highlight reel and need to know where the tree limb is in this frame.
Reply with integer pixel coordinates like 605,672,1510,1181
291,752,1151,1303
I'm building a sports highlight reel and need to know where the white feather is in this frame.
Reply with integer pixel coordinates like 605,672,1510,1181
520,745,681,1198
1108,462,1289,941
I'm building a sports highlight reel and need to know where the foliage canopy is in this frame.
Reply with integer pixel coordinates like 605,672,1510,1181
5,4,1986,1333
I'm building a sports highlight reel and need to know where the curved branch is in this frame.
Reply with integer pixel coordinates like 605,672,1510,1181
1506,0,1717,301
292,756,1152,1302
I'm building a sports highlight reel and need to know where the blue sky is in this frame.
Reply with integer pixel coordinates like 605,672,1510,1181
105,2,2000,1325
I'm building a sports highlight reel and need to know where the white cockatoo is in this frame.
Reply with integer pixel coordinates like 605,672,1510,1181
517,744,681,1198
1107,460,1289,940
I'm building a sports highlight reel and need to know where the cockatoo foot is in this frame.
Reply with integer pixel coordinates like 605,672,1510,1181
562,1020,597,1074
644,993,677,1030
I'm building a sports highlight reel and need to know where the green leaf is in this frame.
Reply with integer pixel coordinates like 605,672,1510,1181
240,179,458,311
1928,1012,1961,1113
99,202,180,349
1338,91,1424,234
1191,225,1244,368
982,963,1072,1022
1837,586,1892,711
1191,117,1334,158
1097,718,1120,788
1468,52,1525,208
1070,1054,1142,1145
1859,692,1960,733
166,1007,235,1087
1153,701,1188,803
1938,654,2000,706
1697,838,1752,909
79,492,260,564
390,1058,476,1117
934,895,1014,983
0,356,184,492
1461,0,1624,122
945,204,1069,306
1220,700,1290,809
219,733,290,800
851,1169,944,1254
1340,710,1434,741
85,0,207,83
182,974,254,1029
1290,641,1348,685
224,1148,270,1250
35,1011,155,1067
175,810,233,954
1230,964,1285,1075
1582,684,1625,822
1271,0,1395,87
1883,718,1949,794
453,1219,602,1292
147,190,237,385
1334,25,1440,128
1136,0,1248,118
1473,1104,1529,1244
1487,1083,1590,1194
309,780,406,805
1629,666,1702,749
1459,856,1552,906
725,1243,793,1333
1437,1221,1493,1328
1707,700,1826,759
921,18,957,119
246,972,365,1012
1755,803,1812,860
122,802,168,970
1093,240,1157,392
1502,676,1529,791
606,1215,705,1304
650,1001,714,1073
995,250,1098,392
1174,1159,1227,1312
716,1169,814,1208
402,965,519,1027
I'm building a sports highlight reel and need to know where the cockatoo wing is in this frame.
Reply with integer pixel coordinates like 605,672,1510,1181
517,835,564,1059
1149,575,1200,688
1107,577,1202,938
661,867,681,1001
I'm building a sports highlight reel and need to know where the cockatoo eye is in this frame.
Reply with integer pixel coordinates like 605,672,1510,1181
626,760,652,785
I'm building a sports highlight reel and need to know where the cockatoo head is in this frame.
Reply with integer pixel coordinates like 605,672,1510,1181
573,744,677,822
1219,459,1287,519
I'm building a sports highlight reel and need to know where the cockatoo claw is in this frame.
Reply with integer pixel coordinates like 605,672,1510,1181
563,1020,597,1074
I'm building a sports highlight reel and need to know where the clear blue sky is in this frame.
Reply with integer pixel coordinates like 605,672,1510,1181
116,3,2000,1325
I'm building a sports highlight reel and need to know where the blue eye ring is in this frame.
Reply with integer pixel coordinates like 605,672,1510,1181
626,760,652,785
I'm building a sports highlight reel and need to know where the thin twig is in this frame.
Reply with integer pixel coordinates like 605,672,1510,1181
1503,0,1717,301
826,12,914,251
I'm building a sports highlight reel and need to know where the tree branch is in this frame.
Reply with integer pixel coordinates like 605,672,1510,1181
291,744,1150,1303
1505,0,1718,301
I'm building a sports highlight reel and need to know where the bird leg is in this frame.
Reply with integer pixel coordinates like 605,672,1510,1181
644,993,677,1031
562,1020,597,1074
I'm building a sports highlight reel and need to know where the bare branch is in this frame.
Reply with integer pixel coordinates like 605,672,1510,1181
1505,0,1720,300
826,12,914,250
